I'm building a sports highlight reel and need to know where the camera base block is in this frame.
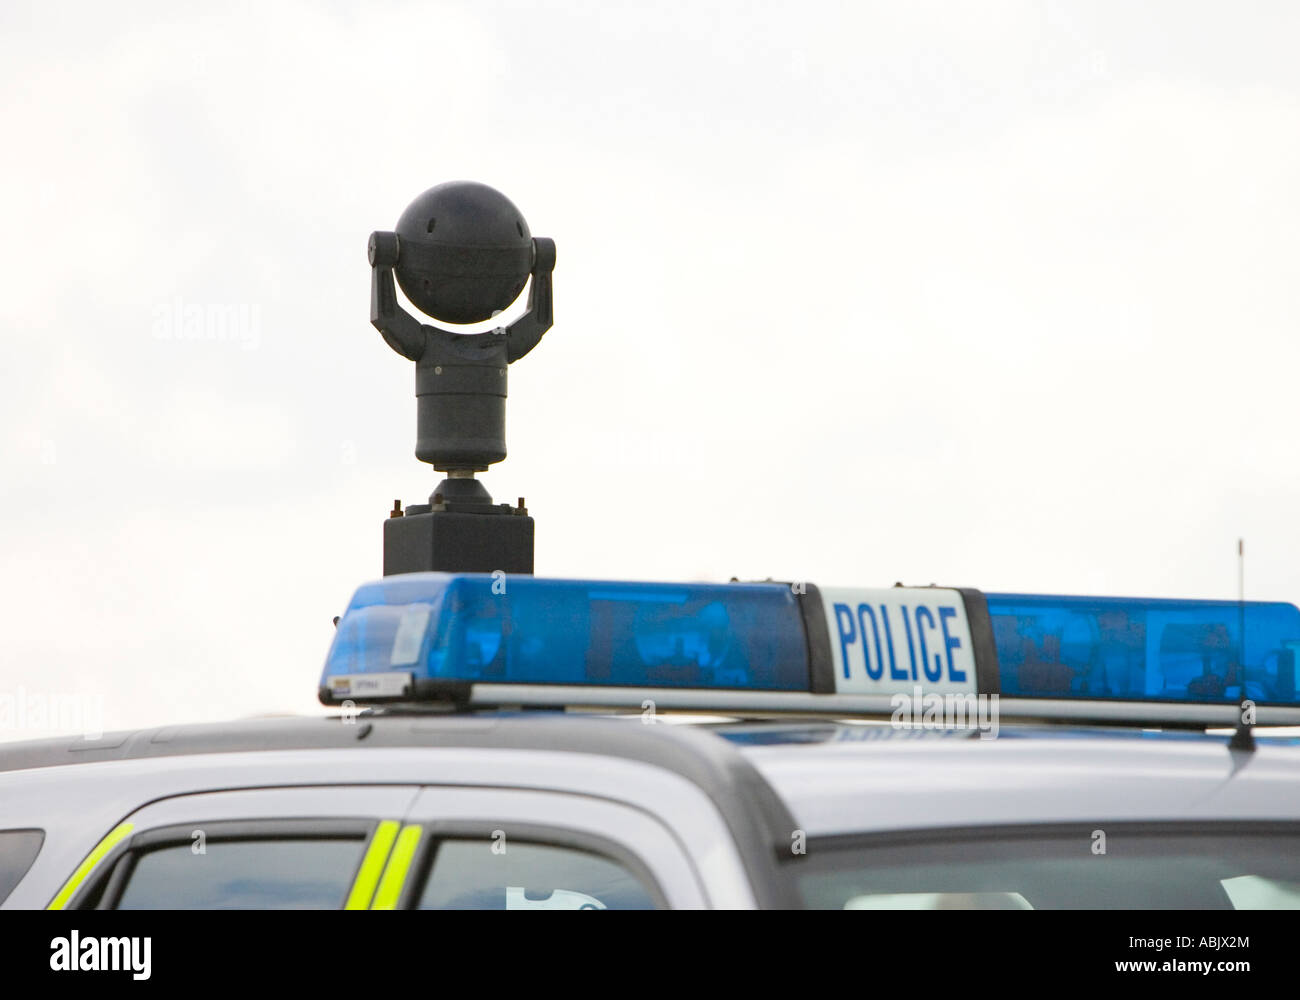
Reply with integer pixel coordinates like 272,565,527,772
383,507,534,576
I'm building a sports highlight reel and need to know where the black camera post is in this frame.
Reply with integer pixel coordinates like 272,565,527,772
368,181,555,575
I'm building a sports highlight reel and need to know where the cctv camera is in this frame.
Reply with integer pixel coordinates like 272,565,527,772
368,181,555,473
386,181,535,326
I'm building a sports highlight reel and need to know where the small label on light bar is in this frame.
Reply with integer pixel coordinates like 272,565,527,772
328,672,413,699
821,587,977,695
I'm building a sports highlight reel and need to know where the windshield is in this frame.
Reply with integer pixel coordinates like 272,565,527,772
797,825,1300,909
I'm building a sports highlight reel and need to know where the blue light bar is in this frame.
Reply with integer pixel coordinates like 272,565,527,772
321,573,810,700
986,593,1300,705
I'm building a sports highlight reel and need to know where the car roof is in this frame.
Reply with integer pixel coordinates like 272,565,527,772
721,721,1300,837
3,712,1297,843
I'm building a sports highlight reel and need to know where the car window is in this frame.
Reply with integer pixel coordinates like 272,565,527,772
417,839,657,910
115,837,367,910
798,826,1300,910
0,829,44,905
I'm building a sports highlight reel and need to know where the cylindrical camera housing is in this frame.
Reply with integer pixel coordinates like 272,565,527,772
414,349,508,469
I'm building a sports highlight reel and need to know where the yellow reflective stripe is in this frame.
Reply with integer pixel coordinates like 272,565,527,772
344,820,400,910
370,824,422,910
47,821,135,910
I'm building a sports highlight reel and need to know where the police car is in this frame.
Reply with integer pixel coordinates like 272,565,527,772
2,574,1299,910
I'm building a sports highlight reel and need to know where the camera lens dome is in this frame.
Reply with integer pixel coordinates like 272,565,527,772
393,181,533,325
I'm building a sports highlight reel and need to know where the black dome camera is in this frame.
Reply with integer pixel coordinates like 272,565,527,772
369,181,555,577
369,181,555,472
389,180,533,325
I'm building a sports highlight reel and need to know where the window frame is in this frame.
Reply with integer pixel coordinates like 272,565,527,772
398,820,672,911
0,828,45,906
73,818,380,911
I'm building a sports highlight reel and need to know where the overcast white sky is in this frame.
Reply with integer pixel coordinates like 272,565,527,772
3,1,1299,737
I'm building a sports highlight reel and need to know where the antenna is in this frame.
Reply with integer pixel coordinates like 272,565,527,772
1238,537,1245,674
1230,537,1255,752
